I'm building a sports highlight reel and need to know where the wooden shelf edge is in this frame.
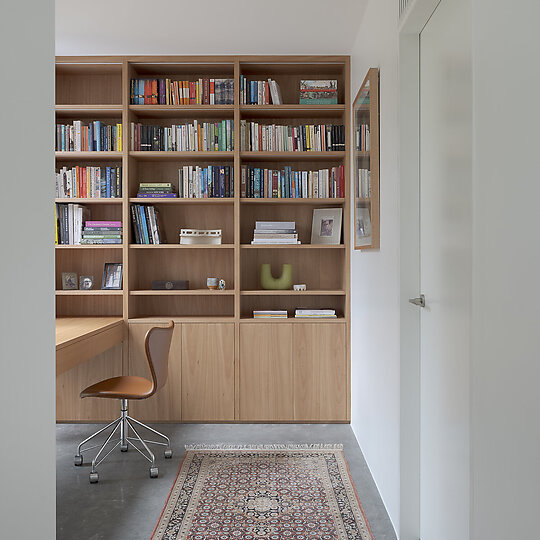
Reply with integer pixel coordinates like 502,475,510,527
55,290,123,296
128,316,235,324
241,290,346,296
55,151,123,160
240,198,345,204
55,198,122,204
129,243,234,249
240,244,345,249
240,317,346,323
55,244,123,249
129,289,235,296
128,197,234,204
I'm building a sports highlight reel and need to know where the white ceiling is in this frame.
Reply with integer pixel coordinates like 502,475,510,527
56,0,367,55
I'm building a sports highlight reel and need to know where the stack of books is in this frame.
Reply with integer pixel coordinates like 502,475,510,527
251,221,299,245
55,203,90,245
241,165,345,199
240,76,283,105
130,205,165,244
295,309,337,318
253,310,288,319
55,121,122,152
136,182,177,199
177,165,233,198
356,123,370,151
130,120,234,152
130,78,234,105
299,80,338,104
81,221,122,245
56,166,122,199
240,121,344,152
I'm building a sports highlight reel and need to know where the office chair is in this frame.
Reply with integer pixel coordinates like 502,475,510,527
74,321,174,483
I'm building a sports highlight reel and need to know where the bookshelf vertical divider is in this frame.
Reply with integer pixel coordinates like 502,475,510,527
55,55,351,423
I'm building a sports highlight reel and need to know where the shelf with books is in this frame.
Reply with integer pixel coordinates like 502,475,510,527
130,105,235,119
128,197,234,205
129,244,234,249
55,244,123,250
55,198,122,205
240,198,345,205
130,289,235,296
240,295,345,320
240,151,345,162
129,151,234,161
240,104,346,119
240,244,345,249
239,316,346,323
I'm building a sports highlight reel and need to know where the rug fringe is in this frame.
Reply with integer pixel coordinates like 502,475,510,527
184,443,344,450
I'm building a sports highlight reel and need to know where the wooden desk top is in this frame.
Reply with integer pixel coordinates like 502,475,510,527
56,317,124,375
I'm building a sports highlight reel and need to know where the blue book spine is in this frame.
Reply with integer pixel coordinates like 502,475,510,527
106,167,111,198
95,121,101,151
255,168,260,198
295,171,299,198
61,126,65,151
139,205,149,244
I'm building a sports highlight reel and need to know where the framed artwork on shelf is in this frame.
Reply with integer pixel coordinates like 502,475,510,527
353,67,379,249
311,208,343,245
102,263,123,290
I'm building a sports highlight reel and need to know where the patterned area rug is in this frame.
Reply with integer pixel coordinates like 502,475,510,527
151,445,374,540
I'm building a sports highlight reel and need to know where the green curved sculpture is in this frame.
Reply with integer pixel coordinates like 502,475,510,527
260,263,293,290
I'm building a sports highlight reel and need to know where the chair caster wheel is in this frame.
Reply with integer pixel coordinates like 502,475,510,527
120,444,128,452
74,454,83,466
89,472,99,484
164,448,173,459
149,467,158,478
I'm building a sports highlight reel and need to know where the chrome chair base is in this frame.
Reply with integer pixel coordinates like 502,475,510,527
74,399,172,483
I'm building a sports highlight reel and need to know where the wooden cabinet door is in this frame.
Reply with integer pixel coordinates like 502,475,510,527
128,322,182,421
56,343,123,422
293,323,347,421
181,323,234,421
239,324,293,421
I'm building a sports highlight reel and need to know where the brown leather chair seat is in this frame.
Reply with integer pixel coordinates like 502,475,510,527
80,376,153,400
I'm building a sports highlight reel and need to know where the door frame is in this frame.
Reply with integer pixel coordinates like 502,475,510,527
398,1,442,539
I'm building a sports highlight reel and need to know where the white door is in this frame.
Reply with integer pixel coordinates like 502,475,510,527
418,0,472,537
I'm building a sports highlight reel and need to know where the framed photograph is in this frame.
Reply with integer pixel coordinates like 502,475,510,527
62,272,78,290
311,208,343,245
102,263,123,290
79,275,94,290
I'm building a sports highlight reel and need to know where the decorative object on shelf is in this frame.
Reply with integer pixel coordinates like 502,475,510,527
207,277,219,290
151,280,189,290
102,263,123,290
79,275,94,290
293,284,307,291
260,263,293,290
180,229,222,245
311,208,343,245
218,279,226,290
62,272,78,290
299,79,338,104
354,67,379,250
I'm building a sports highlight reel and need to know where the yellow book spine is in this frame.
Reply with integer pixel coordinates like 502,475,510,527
117,123,122,152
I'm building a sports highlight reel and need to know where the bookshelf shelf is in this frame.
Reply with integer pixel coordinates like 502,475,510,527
128,197,234,205
55,290,123,296
241,290,346,296
240,198,345,205
130,289,235,296
129,151,234,161
56,55,351,424
55,198,122,205
240,151,345,162
55,151,123,161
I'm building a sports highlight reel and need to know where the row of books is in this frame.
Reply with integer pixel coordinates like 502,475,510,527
240,121,345,152
130,78,234,105
56,166,122,199
299,80,338,105
130,204,166,244
355,124,370,152
239,76,283,105
357,168,371,198
253,309,337,319
241,165,345,199
177,165,233,198
252,221,299,245
55,121,122,152
130,121,234,152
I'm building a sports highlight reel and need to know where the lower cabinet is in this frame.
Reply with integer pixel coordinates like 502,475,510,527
239,323,348,422
128,322,234,422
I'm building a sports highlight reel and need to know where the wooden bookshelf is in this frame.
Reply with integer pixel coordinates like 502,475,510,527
55,56,350,424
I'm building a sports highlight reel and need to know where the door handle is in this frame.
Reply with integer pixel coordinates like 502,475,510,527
409,294,425,307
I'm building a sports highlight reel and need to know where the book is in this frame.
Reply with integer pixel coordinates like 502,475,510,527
130,205,163,244
55,203,91,245
295,309,337,318
176,165,233,198
255,221,296,230
86,221,122,227
253,310,288,318
56,121,122,152
240,76,283,105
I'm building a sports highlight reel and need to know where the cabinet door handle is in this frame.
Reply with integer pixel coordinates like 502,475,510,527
408,294,425,307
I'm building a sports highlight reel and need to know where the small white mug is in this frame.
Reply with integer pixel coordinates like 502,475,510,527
207,277,218,290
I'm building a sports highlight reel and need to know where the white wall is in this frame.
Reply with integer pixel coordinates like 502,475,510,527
55,0,366,55
470,1,540,538
349,0,401,533
0,1,56,538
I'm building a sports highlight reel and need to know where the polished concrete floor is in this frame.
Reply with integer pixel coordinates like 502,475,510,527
57,423,397,539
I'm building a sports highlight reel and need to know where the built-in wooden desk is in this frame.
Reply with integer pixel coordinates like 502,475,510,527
56,317,124,376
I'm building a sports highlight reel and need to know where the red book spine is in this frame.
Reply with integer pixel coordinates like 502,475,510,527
82,167,87,198
265,81,270,104
273,170,278,198
151,80,158,105
210,79,215,103
76,166,81,197
190,82,196,104
144,80,150,104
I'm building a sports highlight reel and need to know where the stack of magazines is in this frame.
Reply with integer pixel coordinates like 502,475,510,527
251,221,299,245
295,309,336,318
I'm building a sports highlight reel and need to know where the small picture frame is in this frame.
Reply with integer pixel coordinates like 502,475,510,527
79,275,94,290
311,208,343,245
102,263,123,290
62,272,78,290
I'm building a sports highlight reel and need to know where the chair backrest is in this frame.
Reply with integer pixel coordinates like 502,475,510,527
144,321,174,396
